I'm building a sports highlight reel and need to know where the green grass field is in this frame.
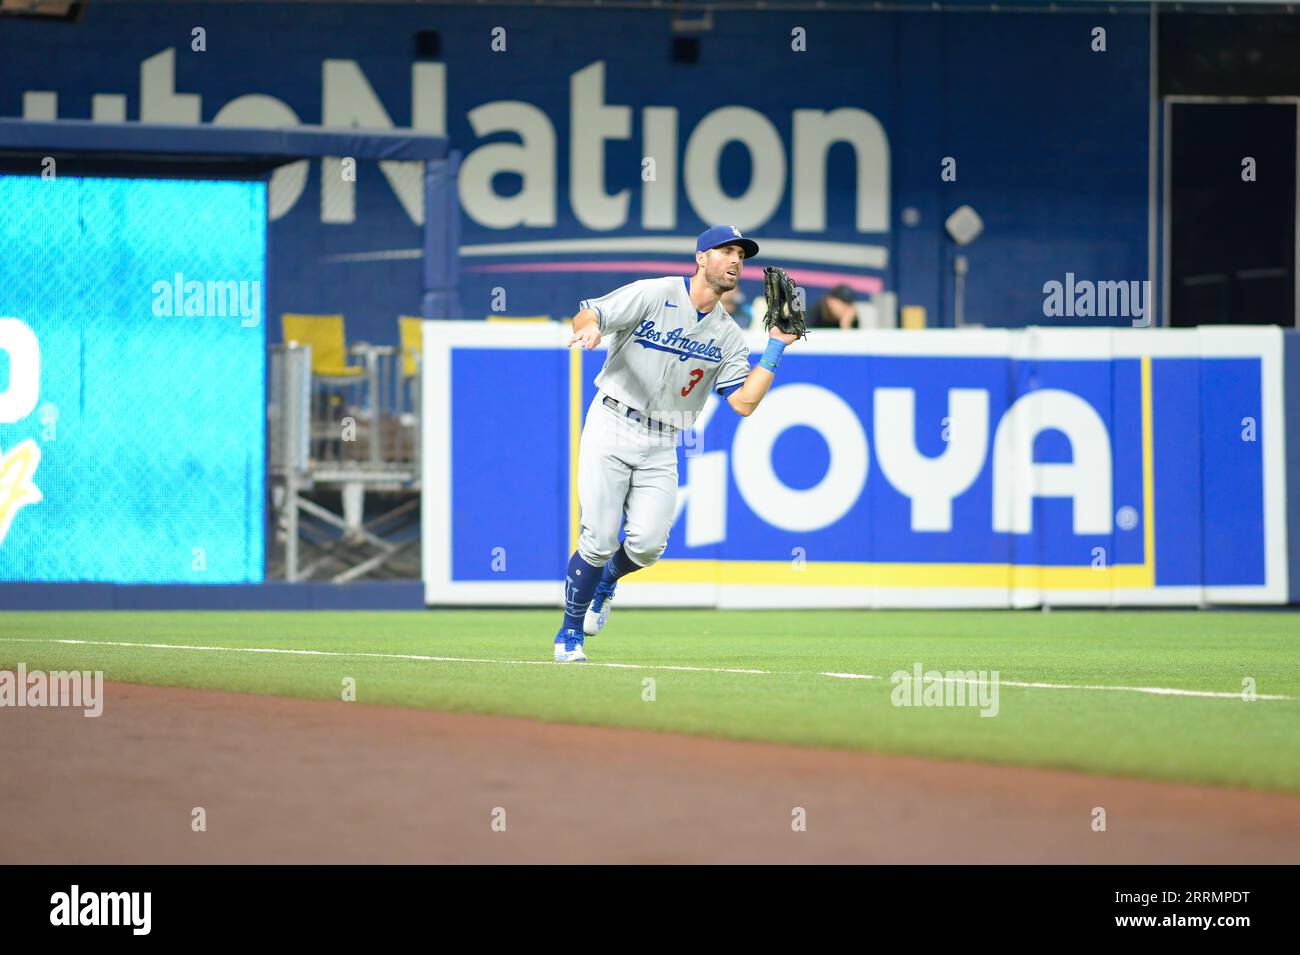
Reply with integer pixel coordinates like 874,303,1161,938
2,609,1298,793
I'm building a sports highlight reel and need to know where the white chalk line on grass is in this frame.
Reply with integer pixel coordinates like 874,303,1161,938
0,638,769,676
821,671,1291,701
0,637,1291,701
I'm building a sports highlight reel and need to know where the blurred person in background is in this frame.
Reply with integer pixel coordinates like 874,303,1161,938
720,285,753,328
811,284,858,329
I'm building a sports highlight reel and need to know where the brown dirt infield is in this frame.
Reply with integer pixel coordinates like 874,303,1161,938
2,681,1299,864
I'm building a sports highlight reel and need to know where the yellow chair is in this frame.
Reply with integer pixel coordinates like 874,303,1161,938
901,306,928,330
398,316,423,378
281,313,364,379
485,314,552,324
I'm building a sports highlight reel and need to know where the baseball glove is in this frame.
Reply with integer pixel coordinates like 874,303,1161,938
763,266,809,340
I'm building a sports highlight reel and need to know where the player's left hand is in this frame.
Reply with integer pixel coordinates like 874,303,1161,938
762,266,809,343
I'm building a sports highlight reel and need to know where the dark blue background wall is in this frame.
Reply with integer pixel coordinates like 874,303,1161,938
0,3,1151,343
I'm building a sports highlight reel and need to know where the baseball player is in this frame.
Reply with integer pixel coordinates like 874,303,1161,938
553,225,804,662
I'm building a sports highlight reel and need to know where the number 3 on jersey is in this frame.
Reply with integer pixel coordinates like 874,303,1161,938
681,368,705,397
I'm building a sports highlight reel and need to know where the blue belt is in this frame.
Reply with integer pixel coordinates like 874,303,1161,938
602,394,674,433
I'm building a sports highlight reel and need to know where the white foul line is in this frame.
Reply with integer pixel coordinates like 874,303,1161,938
0,639,769,676
821,672,879,681
821,671,1292,701
0,638,1290,700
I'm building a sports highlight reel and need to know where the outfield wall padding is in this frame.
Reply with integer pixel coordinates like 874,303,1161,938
423,324,1293,609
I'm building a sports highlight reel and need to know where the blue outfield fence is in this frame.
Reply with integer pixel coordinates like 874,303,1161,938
422,323,1295,609
0,581,425,611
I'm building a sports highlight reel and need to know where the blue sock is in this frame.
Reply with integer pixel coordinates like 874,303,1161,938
562,551,603,631
601,543,642,584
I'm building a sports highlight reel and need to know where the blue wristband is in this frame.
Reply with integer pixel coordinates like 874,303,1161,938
759,338,786,371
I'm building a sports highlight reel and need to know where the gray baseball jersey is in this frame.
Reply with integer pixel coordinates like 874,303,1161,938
580,276,751,424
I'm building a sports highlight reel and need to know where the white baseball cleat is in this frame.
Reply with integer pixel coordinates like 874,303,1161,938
553,627,587,663
584,581,617,636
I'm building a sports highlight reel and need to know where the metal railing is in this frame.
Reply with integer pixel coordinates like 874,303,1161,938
269,342,420,476
268,341,422,582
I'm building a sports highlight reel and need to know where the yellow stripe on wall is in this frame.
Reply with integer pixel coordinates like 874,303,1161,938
626,559,1154,590
1141,355,1156,583
568,344,582,552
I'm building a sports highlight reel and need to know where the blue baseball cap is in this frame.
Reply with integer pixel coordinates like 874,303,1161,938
696,225,759,261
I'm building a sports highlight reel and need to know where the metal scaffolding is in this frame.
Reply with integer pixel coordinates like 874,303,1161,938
268,341,422,582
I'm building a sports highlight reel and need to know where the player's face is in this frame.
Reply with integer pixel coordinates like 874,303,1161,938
699,244,744,293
